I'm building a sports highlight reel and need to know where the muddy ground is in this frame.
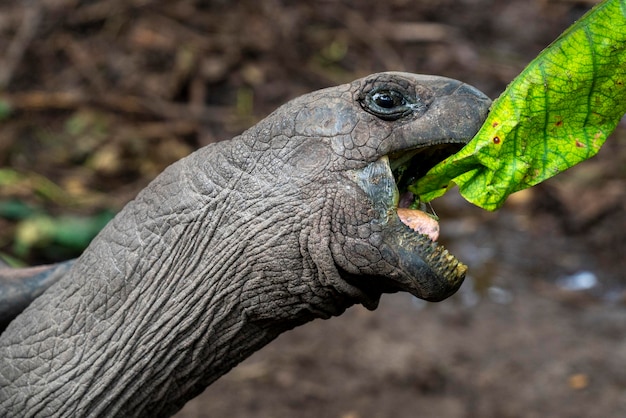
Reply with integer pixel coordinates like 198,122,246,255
1,0,625,416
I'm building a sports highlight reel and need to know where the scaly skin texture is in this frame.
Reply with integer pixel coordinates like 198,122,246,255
0,261,73,331
0,72,490,417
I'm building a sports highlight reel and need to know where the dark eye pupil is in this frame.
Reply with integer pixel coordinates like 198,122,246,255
361,87,417,121
372,91,403,109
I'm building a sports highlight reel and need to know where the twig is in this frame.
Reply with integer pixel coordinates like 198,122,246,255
0,4,42,88
1,90,231,123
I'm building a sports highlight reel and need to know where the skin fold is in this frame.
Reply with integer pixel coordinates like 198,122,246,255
0,261,74,331
0,72,490,417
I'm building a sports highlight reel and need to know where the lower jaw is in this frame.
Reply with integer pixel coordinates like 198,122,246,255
353,154,467,300
386,195,467,300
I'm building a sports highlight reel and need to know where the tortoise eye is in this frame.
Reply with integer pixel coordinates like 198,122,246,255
371,90,406,109
361,88,421,121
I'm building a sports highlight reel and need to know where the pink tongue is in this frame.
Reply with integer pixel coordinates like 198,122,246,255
397,208,440,241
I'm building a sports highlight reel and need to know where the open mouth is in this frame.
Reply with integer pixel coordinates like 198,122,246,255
387,143,468,288
389,142,463,212
389,143,464,241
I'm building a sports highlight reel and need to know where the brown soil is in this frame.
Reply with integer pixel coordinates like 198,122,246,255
1,1,625,416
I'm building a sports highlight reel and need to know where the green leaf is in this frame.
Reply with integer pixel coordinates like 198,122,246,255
12,211,115,257
0,252,26,268
0,99,12,121
0,200,38,220
412,0,626,211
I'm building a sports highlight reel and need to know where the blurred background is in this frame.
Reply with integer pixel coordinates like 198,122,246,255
1,0,626,416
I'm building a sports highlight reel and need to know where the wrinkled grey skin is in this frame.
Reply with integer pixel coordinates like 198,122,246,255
0,72,490,417
0,261,73,331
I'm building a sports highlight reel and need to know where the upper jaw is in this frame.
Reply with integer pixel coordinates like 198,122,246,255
376,77,492,157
